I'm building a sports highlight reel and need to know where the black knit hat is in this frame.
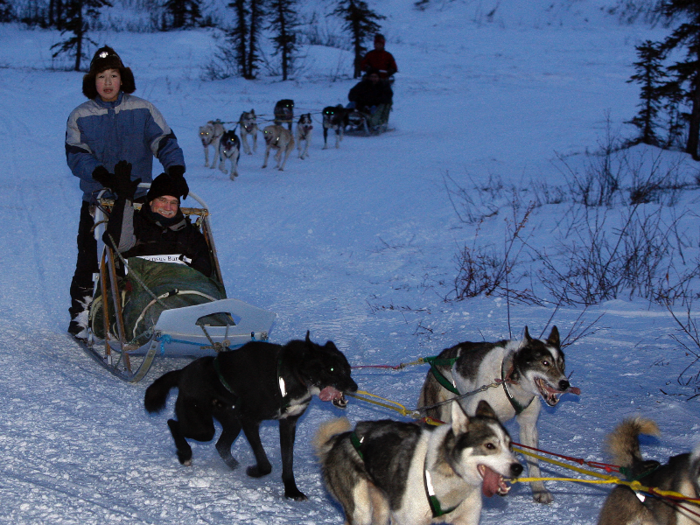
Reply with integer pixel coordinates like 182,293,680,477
147,172,188,202
82,46,136,99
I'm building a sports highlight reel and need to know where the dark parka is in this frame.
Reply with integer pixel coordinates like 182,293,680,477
348,78,393,113
105,197,213,279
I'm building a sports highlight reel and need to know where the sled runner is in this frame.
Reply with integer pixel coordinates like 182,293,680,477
80,186,276,383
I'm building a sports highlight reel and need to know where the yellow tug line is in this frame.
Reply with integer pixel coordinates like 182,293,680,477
346,390,700,505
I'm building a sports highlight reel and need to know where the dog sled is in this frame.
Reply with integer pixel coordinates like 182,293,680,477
345,103,392,136
80,186,276,383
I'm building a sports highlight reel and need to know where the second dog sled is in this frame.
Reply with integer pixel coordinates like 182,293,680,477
80,186,276,383
345,103,393,135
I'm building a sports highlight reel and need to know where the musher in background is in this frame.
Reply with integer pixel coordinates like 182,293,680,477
65,45,187,340
359,33,398,80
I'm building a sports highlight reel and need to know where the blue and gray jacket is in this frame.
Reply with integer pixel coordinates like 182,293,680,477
65,92,185,203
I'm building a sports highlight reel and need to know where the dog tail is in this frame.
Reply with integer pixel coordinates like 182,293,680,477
144,370,182,413
605,417,660,469
313,417,352,460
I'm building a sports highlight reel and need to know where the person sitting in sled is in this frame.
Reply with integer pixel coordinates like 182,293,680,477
65,45,186,340
359,33,398,81
104,162,213,279
347,69,393,129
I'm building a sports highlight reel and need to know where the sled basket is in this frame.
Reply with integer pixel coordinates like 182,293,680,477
79,186,276,383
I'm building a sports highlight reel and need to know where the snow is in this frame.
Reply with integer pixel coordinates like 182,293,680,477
0,1,699,523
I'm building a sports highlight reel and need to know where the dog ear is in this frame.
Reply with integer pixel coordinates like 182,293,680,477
517,326,532,349
305,330,311,344
475,400,497,420
450,401,470,435
546,326,560,347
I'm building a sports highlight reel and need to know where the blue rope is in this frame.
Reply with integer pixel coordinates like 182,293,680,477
155,333,205,355
155,332,261,354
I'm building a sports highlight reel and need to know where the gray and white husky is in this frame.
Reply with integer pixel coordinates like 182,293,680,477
315,400,523,525
598,417,700,525
199,119,225,169
417,326,580,503
238,110,258,155
295,113,313,160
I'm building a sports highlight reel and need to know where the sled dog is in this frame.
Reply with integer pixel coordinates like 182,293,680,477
144,332,357,501
315,400,523,525
219,130,241,180
199,119,225,169
262,124,295,171
274,99,295,130
295,113,313,159
598,417,700,525
239,110,258,155
322,105,349,149
417,326,580,503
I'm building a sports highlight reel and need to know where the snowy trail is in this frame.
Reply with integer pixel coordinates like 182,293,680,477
1,2,699,523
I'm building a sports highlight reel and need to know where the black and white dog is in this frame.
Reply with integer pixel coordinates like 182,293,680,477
239,109,258,155
219,130,241,180
322,105,349,149
315,400,523,525
417,326,580,503
295,113,313,160
274,99,294,131
144,332,358,500
598,418,700,525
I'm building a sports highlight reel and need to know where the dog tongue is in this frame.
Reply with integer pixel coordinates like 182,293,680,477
481,466,502,497
319,386,342,402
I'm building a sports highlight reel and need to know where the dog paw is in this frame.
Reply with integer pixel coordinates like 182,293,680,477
177,449,193,466
284,488,308,501
532,489,553,504
247,465,272,478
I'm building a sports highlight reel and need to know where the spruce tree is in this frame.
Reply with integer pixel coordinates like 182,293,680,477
51,0,111,71
0,0,13,22
162,0,202,29
331,0,385,78
661,0,700,160
267,0,299,80
227,0,250,78
246,0,265,79
627,40,667,145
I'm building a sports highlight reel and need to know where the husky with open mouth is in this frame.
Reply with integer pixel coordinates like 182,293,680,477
145,331,357,500
315,400,522,525
417,326,580,504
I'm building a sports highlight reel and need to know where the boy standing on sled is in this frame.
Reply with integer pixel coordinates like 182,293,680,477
65,46,186,340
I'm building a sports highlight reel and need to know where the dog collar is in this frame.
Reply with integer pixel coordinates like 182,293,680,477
424,462,460,518
501,358,533,415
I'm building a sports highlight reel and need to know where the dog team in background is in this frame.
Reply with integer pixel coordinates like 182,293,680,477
198,98,367,177
144,325,699,524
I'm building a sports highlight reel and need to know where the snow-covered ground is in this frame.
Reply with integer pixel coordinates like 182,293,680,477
0,1,699,523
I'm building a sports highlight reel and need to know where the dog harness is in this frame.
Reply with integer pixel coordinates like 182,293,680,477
425,356,460,394
213,355,239,407
348,429,459,518
424,457,460,518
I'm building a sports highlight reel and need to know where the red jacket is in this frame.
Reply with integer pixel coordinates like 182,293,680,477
360,50,398,78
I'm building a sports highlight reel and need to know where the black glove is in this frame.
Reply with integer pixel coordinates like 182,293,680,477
111,160,141,201
167,165,189,198
92,166,113,188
